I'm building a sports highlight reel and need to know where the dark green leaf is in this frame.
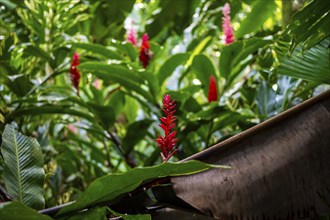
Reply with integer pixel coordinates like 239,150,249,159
65,207,106,220
1,124,45,210
87,102,115,130
57,161,221,216
73,43,123,60
122,119,154,154
0,202,52,220
78,62,154,102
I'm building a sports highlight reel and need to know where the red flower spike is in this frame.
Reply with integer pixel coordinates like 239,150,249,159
156,94,178,162
70,52,81,95
208,75,218,102
222,3,235,45
139,33,152,68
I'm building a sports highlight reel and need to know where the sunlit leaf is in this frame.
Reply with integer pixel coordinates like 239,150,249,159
1,124,45,210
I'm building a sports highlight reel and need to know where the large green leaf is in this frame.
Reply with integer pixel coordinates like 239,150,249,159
87,102,115,130
191,54,217,96
73,43,123,60
78,62,154,103
219,38,272,88
122,119,154,154
57,161,223,217
146,0,198,39
235,0,276,39
157,53,190,86
8,104,95,123
0,124,45,210
277,39,330,84
0,201,52,220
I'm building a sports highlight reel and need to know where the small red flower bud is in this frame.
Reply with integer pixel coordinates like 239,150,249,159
208,75,218,102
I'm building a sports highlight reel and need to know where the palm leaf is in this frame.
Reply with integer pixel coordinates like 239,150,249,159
277,39,330,84
0,124,45,210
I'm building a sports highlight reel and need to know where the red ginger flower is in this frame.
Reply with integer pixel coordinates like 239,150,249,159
208,75,218,102
139,33,152,68
156,94,178,162
222,3,235,45
70,52,81,94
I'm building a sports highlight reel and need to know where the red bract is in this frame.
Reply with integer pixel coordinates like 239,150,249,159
156,94,178,162
70,52,81,94
208,75,218,102
139,33,152,68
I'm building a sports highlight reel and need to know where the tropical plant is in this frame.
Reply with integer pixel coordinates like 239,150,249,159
0,0,329,219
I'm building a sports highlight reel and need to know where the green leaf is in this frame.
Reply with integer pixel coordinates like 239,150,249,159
277,39,330,84
235,0,276,39
1,124,45,210
4,74,33,97
284,0,330,49
157,53,190,86
256,81,278,117
219,38,271,87
57,161,221,217
65,207,106,220
8,104,95,123
122,119,154,154
0,202,52,220
191,54,217,96
73,43,123,60
23,45,55,68
110,209,151,220
87,102,115,130
78,62,154,103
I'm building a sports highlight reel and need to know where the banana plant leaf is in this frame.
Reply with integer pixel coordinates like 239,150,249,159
168,90,330,219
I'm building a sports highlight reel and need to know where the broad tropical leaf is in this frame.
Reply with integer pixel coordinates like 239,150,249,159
0,124,45,210
57,160,225,217
235,0,276,39
0,201,51,220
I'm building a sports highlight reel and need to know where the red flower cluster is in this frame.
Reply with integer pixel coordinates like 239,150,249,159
139,33,152,68
70,52,81,94
156,94,178,162
208,75,218,102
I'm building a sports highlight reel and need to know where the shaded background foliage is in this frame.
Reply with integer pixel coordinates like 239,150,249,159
0,0,329,211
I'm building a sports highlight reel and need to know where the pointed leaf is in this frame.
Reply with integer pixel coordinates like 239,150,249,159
1,124,45,210
57,161,222,217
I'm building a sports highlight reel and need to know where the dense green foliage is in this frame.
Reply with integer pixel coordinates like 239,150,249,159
0,0,329,219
